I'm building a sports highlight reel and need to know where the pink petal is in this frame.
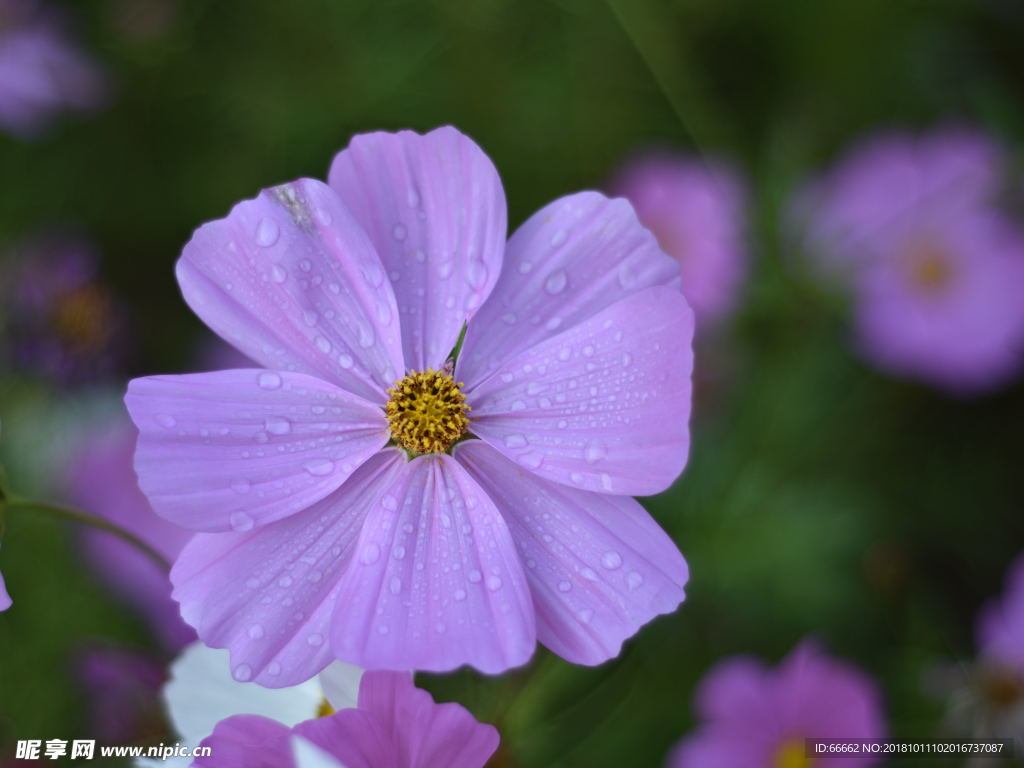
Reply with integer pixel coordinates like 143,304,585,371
177,178,404,402
327,127,507,371
195,714,295,768
331,454,535,674
125,370,387,532
455,441,687,665
171,452,401,688
458,191,679,387
463,286,693,495
298,671,498,768
0,570,11,612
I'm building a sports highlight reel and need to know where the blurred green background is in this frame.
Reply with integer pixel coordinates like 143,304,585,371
2,0,1024,765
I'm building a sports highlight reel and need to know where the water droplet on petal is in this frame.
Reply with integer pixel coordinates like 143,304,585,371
584,439,607,464
258,372,282,389
231,478,251,494
338,354,354,369
544,269,568,295
454,588,467,601
361,543,381,565
229,512,255,532
155,414,176,429
248,624,265,640
267,662,281,676
486,575,503,591
271,264,288,283
392,223,407,241
468,569,482,583
627,571,644,591
307,633,324,647
255,218,279,247
504,434,528,449
577,608,594,624
233,664,253,682
558,580,572,592
304,458,334,476
264,416,291,435
601,551,622,570
389,576,402,595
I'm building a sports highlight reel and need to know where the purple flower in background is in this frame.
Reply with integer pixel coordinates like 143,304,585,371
65,417,194,651
0,0,107,137
794,128,1024,393
978,556,1024,676
0,232,126,385
77,646,166,743
610,152,746,324
669,641,886,768
126,126,692,685
0,565,10,611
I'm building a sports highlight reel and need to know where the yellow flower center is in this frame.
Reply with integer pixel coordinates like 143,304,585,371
775,739,813,768
385,368,470,455
905,239,954,294
316,698,335,718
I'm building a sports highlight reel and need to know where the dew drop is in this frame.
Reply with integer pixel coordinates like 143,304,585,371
338,354,354,369
270,264,288,283
258,371,282,390
544,269,568,295
233,664,253,682
627,571,644,591
549,228,568,247
486,575,503,592
361,543,381,565
389,576,402,595
155,413,176,429
307,633,324,647
392,223,407,241
454,588,467,601
601,551,622,570
264,416,291,435
231,478,251,494
503,434,528,449
558,580,572,592
304,458,335,476
468,569,482,583
584,439,607,464
467,261,488,289
577,608,594,624
267,661,282,676
229,512,255,532
255,218,279,247
248,624,265,640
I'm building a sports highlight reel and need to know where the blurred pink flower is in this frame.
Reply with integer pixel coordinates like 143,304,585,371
610,152,746,325
0,566,10,611
0,0,107,137
126,126,692,685
670,641,886,768
977,555,1024,679
793,127,1024,393
76,646,166,743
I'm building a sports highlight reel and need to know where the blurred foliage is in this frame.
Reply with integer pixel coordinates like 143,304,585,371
2,0,1024,765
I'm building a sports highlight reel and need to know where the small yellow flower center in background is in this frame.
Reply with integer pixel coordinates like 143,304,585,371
386,368,470,455
316,698,335,718
905,239,955,294
775,739,813,768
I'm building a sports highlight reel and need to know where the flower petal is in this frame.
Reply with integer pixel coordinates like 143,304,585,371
331,454,535,674
163,642,323,747
327,126,507,371
125,370,387,532
455,441,687,665
298,671,499,768
458,191,679,388
171,452,401,687
463,286,693,495
177,178,404,402
292,737,347,768
194,714,295,768
0,569,10,612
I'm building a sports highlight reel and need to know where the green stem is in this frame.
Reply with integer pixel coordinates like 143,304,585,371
6,497,170,572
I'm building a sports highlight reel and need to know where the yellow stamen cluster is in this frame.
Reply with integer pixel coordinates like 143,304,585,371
906,240,954,294
316,698,335,718
385,368,470,455
775,739,813,768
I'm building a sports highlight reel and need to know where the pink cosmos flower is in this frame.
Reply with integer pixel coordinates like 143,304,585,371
793,127,1024,393
65,417,194,651
669,641,886,768
149,642,498,768
610,152,746,325
125,126,693,685
196,673,498,768
0,0,107,137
